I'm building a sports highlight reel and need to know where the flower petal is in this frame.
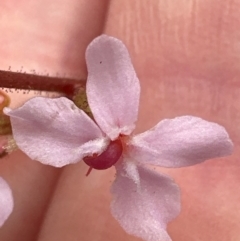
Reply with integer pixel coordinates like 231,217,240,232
4,97,108,167
0,177,13,227
128,116,233,168
86,35,140,140
111,164,180,241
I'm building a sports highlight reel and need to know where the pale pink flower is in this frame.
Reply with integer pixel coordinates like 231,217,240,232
0,176,14,227
4,35,233,241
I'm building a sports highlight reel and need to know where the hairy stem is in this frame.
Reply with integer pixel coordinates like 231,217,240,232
0,70,86,96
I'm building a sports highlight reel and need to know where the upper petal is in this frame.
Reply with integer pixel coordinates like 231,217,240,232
128,116,233,168
4,97,108,167
0,177,13,227
86,35,140,140
111,164,180,241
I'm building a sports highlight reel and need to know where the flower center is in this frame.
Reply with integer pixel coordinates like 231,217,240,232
83,139,123,171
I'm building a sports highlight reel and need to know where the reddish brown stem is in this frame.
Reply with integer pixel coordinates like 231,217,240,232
0,70,86,96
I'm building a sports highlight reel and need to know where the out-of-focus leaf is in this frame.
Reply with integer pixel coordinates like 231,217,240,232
72,87,93,118
0,91,12,135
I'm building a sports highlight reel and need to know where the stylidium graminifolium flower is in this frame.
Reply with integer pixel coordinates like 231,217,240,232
4,35,233,241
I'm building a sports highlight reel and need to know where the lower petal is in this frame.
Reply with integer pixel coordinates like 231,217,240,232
111,164,180,241
128,116,233,168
